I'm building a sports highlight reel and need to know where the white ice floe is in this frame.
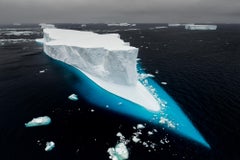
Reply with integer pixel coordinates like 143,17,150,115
108,142,129,160
68,94,78,101
185,24,217,30
39,28,160,111
39,69,46,73
168,23,183,27
136,124,145,129
45,141,55,151
155,26,168,29
161,82,167,85
25,116,51,127
132,136,141,143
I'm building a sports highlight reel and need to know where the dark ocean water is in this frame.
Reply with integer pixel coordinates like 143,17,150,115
0,23,240,160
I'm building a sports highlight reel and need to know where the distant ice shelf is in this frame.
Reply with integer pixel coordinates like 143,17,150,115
185,24,217,30
108,142,129,160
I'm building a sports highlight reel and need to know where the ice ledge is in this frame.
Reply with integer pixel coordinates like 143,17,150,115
43,28,138,86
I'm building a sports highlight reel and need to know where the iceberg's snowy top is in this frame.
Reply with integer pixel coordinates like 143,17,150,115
44,28,135,51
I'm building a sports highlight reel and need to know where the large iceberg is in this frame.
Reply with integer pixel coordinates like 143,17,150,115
41,28,160,111
37,27,210,148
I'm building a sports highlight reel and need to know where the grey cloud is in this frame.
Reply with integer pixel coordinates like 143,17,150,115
0,0,240,24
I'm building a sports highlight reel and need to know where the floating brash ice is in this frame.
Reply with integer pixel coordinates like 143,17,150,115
37,27,210,148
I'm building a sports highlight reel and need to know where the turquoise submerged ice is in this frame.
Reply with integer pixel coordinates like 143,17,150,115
38,28,210,148
25,116,51,127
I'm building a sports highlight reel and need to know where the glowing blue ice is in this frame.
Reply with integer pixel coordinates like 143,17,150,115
59,61,210,148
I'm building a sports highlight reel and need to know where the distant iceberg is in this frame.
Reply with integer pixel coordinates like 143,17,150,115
25,116,51,127
107,23,135,27
168,23,184,27
68,93,78,101
39,23,56,29
185,24,217,30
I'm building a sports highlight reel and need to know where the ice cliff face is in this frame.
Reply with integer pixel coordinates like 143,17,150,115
43,29,138,86
40,28,160,111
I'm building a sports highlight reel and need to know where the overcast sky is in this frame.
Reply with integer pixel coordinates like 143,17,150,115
0,0,240,24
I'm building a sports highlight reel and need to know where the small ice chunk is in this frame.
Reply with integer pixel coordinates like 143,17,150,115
68,94,78,101
39,70,45,73
137,124,145,129
159,117,176,129
45,141,55,151
132,136,140,143
185,24,217,30
25,116,51,127
116,132,123,137
142,142,149,147
148,131,153,135
161,82,167,85
108,142,129,160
